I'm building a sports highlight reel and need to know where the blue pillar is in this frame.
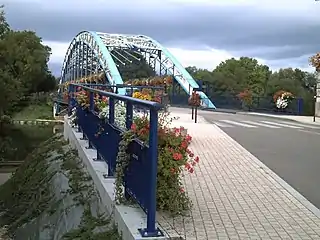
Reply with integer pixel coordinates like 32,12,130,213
126,102,133,129
138,108,163,237
68,84,75,116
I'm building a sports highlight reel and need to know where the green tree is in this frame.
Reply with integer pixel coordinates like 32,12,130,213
185,58,316,115
0,5,9,38
36,73,57,92
0,6,54,117
212,57,271,96
114,50,155,80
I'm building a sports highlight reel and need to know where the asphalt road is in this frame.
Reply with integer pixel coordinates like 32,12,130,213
198,110,320,209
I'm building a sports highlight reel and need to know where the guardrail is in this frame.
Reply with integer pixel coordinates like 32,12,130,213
67,83,164,238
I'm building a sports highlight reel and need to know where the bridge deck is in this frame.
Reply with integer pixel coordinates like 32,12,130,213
158,108,320,240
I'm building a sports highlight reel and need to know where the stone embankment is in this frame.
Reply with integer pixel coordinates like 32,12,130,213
0,134,120,240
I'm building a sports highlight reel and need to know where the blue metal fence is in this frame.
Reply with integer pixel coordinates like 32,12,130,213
168,93,304,115
68,83,164,237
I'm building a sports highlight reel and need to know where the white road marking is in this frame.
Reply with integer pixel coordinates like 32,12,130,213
241,120,281,128
298,129,320,135
213,121,234,128
260,121,302,129
276,121,320,129
220,120,257,128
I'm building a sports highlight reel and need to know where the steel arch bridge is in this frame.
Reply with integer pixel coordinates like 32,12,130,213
55,31,215,114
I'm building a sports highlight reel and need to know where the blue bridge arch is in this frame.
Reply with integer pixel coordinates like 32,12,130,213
55,31,216,114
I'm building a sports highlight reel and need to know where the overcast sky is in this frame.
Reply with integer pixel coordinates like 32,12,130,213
3,0,320,75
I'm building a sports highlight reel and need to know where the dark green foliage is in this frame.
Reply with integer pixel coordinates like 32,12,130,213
114,50,155,80
0,5,56,120
186,57,317,115
0,124,54,162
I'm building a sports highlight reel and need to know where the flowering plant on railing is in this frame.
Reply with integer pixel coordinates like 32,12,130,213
62,73,105,86
132,91,152,101
98,102,127,129
75,89,90,109
153,89,164,104
125,76,173,87
309,52,320,71
132,88,165,104
95,95,109,112
237,89,253,108
188,91,201,107
115,111,199,215
273,90,294,109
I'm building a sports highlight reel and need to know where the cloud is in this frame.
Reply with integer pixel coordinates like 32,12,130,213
3,0,319,73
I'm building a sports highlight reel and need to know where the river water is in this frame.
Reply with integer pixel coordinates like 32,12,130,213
0,124,63,185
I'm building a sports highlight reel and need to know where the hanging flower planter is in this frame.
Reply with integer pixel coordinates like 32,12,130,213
310,53,320,71
188,91,201,107
237,89,253,110
273,90,294,110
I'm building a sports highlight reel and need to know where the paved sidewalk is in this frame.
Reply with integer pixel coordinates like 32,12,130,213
158,109,320,240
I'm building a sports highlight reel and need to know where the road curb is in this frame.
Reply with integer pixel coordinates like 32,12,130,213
201,108,237,114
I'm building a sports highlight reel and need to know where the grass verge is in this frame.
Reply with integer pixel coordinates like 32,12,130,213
13,103,53,120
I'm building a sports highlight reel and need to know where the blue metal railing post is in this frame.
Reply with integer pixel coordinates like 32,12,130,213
87,91,95,149
109,98,115,124
126,102,133,129
68,84,75,116
108,97,115,177
89,92,94,112
139,108,159,237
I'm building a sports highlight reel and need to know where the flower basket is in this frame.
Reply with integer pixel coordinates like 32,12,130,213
237,89,253,109
273,90,294,109
114,113,199,215
310,53,320,71
188,91,201,107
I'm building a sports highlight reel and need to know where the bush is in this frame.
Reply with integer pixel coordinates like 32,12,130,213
115,111,199,215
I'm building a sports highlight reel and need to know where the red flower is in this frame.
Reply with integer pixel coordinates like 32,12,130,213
185,134,192,142
173,152,183,161
194,156,199,163
181,141,188,149
138,128,148,136
168,147,174,153
131,123,137,131
180,188,185,193
185,162,191,170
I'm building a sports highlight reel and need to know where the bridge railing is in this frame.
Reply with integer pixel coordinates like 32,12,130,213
67,83,164,237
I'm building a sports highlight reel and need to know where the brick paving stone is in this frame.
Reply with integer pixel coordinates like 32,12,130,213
156,111,320,240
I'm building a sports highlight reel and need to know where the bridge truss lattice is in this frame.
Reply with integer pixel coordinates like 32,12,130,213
57,31,215,112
